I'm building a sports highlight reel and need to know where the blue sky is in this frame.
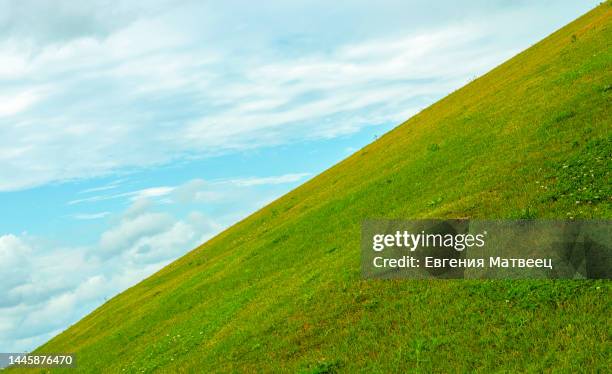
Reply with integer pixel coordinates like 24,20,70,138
0,0,599,352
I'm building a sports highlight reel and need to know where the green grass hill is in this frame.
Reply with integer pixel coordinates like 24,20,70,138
25,3,611,372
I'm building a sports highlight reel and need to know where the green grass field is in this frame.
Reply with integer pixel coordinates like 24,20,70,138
21,3,611,373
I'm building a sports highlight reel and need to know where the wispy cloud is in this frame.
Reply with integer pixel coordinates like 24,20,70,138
129,187,175,201
68,193,125,205
0,90,39,117
68,186,174,205
225,173,311,187
72,212,111,220
78,179,125,194
68,173,310,205
0,0,590,191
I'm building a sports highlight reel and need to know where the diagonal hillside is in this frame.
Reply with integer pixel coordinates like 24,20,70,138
29,3,610,372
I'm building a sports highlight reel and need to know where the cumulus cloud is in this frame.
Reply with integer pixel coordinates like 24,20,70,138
0,235,32,307
0,200,221,352
0,168,310,351
99,212,174,258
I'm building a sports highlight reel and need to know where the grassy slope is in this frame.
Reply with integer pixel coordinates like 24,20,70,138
29,3,611,373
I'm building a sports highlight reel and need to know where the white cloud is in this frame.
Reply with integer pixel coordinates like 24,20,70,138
0,235,32,306
72,212,111,220
167,173,313,205
0,168,309,350
0,90,39,117
129,187,175,201
99,212,173,258
0,199,223,352
226,173,312,187
0,0,595,191
69,173,311,206
122,221,195,264
68,186,174,205
78,179,125,194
